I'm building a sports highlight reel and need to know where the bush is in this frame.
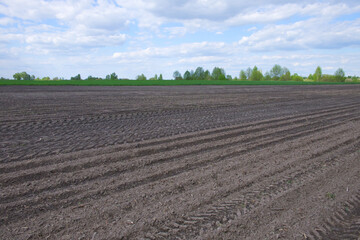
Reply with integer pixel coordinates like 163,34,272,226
320,74,336,82
136,74,147,81
291,74,303,82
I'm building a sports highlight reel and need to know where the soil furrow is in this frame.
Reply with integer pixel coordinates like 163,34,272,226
146,138,360,239
4,119,358,238
1,105,358,186
1,108,357,202
1,101,358,170
62,123,358,239
199,142,360,240
1,99,359,164
1,115,359,226
2,119,351,223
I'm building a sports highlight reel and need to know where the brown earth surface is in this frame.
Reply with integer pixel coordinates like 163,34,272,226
0,85,359,240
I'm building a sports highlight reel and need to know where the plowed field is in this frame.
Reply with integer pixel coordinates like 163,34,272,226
1,85,360,240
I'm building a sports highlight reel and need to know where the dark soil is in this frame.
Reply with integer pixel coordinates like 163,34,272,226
0,85,359,239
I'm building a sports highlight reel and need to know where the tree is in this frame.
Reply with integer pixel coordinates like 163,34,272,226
136,74,147,80
149,74,158,80
270,64,283,80
159,74,163,80
204,70,211,80
106,73,118,80
71,74,81,80
334,68,345,82
291,73,303,82
13,72,31,80
211,67,226,80
245,67,252,80
149,74,159,80
264,71,271,81
13,73,21,80
22,72,31,80
226,75,232,80
250,66,263,81
183,70,191,80
240,70,247,81
173,70,182,80
190,70,194,78
280,67,291,81
111,72,118,80
194,67,205,80
314,66,322,81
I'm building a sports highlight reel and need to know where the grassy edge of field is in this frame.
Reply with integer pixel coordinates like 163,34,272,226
0,79,359,86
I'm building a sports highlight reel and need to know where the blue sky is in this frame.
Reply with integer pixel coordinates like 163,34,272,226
0,0,360,79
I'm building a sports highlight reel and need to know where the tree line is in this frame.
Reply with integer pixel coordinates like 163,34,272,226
173,65,355,82
173,67,228,80
3,65,359,82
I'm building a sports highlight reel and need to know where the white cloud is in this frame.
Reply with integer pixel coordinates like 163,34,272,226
153,2,360,32
26,31,127,49
73,7,130,31
0,0,84,21
129,1,358,24
113,41,229,59
0,32,23,44
163,26,188,38
0,17,15,26
226,4,300,26
238,18,360,51
0,0,130,56
178,56,226,64
300,2,360,17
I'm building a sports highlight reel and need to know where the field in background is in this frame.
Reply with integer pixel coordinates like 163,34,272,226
1,79,359,86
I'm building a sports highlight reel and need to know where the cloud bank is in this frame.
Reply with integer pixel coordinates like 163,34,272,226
0,0,359,78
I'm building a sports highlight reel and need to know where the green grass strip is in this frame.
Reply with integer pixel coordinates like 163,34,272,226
0,80,359,86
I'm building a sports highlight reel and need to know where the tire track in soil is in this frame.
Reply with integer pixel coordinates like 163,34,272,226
1,107,357,200
0,105,227,162
2,120,352,238
0,104,233,128
1,106,358,202
1,98,357,134
1,99,359,164
307,191,360,240
1,102,358,180
2,126,349,208
1,110,359,226
143,135,360,240
1,102,356,202
1,101,358,171
0,94,349,126
45,122,356,239
7,117,360,239
192,137,360,240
